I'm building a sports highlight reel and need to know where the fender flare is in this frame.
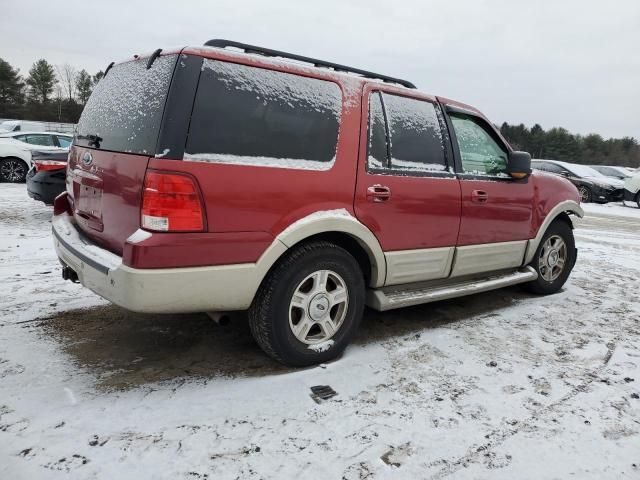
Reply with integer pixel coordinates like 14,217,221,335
523,200,584,264
256,209,387,288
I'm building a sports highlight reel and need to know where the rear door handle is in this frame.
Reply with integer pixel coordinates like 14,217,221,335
367,185,391,202
471,190,489,203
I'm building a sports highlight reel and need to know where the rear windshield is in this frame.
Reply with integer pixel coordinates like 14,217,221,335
75,54,177,154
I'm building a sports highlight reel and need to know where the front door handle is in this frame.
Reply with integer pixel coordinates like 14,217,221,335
471,190,489,203
367,185,391,202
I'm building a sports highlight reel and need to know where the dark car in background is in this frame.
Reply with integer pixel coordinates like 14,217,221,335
531,159,624,203
26,150,67,205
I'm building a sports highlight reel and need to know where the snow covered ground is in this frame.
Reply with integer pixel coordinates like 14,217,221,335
1,183,639,479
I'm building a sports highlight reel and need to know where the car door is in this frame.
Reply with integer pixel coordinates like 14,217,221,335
443,104,533,277
354,86,461,286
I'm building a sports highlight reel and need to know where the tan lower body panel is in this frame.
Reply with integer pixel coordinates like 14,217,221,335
450,240,528,277
384,247,454,286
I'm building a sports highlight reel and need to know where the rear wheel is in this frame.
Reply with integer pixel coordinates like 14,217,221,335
524,220,576,295
578,185,592,203
0,158,28,183
248,241,365,367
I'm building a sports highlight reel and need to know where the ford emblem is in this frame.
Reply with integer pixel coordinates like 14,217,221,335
82,152,93,166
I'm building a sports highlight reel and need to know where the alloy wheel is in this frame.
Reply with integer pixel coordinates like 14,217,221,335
289,269,349,345
1,159,27,182
538,235,567,282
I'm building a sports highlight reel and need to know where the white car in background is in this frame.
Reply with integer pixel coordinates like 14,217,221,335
0,131,72,182
624,173,640,208
591,165,634,181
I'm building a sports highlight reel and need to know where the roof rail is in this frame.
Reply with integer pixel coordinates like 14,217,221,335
203,39,416,89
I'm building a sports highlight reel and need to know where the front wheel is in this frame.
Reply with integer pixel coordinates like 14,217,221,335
248,241,365,367
523,220,576,295
636,192,640,209
0,158,29,183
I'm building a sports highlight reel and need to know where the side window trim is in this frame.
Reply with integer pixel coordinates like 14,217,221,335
366,90,454,178
378,92,392,169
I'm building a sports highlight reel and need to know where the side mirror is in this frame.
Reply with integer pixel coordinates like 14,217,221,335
559,171,570,178
507,151,532,179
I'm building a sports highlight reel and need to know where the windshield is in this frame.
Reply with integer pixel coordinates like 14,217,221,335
75,54,177,154
562,162,606,178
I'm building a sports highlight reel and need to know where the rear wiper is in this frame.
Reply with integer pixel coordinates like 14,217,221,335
77,134,102,148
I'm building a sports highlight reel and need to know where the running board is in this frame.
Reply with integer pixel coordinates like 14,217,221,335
367,267,538,311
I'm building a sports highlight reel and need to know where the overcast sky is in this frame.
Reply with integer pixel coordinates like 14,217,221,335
2,0,639,138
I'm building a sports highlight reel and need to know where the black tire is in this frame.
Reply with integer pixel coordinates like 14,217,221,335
0,158,28,183
248,241,365,367
636,192,640,209
523,220,576,295
577,185,592,203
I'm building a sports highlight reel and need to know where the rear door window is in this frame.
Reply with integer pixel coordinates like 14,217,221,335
55,135,72,148
75,54,177,154
23,134,55,146
185,59,342,170
366,92,447,175
383,93,447,173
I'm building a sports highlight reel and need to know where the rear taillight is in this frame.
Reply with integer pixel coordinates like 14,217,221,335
141,171,205,232
34,160,67,172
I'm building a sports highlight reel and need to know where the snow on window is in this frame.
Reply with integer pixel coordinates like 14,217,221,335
367,92,387,170
76,55,176,155
185,59,342,169
450,115,508,176
383,93,446,173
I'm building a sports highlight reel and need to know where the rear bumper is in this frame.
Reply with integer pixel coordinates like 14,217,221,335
52,212,269,313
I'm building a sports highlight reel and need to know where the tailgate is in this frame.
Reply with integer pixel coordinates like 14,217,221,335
67,147,150,255
68,52,178,255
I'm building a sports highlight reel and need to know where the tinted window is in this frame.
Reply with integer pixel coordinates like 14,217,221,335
56,136,72,148
367,92,388,170
383,93,446,172
24,134,55,146
76,54,177,154
545,163,566,174
451,115,508,176
185,59,342,170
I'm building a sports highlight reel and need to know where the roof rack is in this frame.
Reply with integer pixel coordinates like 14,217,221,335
203,39,416,89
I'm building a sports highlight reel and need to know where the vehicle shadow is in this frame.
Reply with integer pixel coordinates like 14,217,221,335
37,286,537,391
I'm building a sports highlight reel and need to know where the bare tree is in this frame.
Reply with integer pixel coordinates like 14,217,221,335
55,63,77,101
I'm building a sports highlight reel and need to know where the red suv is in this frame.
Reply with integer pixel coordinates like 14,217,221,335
53,40,583,366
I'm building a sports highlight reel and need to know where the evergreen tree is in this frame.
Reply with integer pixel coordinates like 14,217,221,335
0,58,25,118
75,69,93,104
92,70,104,85
26,59,56,103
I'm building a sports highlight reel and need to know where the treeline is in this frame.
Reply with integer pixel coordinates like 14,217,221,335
500,123,640,168
0,57,103,124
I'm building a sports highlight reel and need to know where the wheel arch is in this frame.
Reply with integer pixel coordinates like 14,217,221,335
256,210,386,288
523,200,583,264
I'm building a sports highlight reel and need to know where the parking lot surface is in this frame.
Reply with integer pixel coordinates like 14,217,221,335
1,184,639,479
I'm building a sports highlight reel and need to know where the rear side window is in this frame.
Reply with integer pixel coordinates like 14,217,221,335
76,55,177,154
366,92,447,174
185,59,342,170
22,134,55,146
384,94,446,172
